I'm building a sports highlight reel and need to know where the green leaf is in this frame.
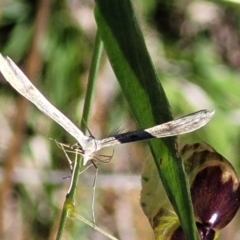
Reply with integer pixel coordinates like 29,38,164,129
94,0,200,239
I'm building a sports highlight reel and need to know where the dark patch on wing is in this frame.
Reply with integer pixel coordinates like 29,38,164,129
114,130,154,144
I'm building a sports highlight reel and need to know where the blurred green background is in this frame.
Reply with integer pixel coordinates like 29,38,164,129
0,0,239,239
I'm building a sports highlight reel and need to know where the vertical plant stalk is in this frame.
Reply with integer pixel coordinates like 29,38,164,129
0,0,51,236
81,32,103,131
55,32,103,240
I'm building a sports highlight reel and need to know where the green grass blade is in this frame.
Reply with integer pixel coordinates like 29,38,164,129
94,0,200,239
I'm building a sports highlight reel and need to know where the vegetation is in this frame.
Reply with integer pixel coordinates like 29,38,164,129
0,0,239,239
